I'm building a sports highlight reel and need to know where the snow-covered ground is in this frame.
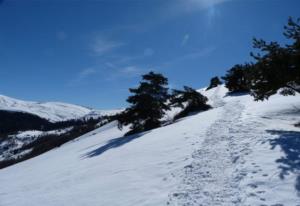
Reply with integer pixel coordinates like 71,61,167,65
0,86,300,206
0,94,121,122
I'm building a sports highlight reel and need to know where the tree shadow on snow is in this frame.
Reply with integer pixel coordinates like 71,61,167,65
267,130,300,193
223,91,249,97
81,132,147,159
171,109,211,124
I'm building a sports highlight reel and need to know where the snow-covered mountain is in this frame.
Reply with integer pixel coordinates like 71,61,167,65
0,95,122,163
0,86,300,206
0,94,121,122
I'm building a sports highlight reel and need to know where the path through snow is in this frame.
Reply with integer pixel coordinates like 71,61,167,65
169,91,272,205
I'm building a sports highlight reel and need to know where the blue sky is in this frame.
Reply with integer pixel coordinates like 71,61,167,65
0,0,299,109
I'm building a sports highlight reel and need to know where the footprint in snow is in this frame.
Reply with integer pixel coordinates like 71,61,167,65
248,183,258,188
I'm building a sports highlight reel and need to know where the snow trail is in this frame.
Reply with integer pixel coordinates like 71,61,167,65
168,93,263,205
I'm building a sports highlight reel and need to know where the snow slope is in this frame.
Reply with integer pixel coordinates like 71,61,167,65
0,94,121,122
0,86,300,206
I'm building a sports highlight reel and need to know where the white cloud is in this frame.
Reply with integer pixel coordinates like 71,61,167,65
91,36,125,56
181,34,190,46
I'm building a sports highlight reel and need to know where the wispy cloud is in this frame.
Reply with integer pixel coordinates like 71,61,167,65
78,68,97,78
104,65,144,81
68,68,98,86
121,66,143,76
107,48,154,65
192,0,230,7
181,34,190,46
91,36,125,56
159,0,231,25
162,46,216,67
175,0,231,13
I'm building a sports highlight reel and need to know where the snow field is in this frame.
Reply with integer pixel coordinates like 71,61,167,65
0,85,300,205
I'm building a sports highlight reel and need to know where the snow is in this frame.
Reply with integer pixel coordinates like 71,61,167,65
0,94,121,122
82,109,123,120
14,128,73,140
0,85,300,205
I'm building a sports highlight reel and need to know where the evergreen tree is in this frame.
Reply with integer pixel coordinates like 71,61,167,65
284,17,300,84
222,64,252,93
170,86,211,120
206,76,222,90
118,71,170,135
250,17,300,100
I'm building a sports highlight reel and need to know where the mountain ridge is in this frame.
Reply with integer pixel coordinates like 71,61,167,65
0,94,121,122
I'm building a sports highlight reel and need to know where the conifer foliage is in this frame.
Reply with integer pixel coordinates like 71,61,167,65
250,17,300,100
222,64,252,93
221,17,300,100
206,76,222,90
170,86,211,120
118,71,170,135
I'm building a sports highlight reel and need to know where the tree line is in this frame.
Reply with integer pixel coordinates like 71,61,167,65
0,110,106,137
0,117,111,169
221,17,300,100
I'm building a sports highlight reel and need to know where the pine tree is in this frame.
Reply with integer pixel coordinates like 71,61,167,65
222,64,252,93
170,86,211,120
284,17,300,83
250,17,300,100
206,76,222,90
118,71,170,135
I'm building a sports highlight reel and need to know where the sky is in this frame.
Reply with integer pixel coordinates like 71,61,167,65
0,0,299,109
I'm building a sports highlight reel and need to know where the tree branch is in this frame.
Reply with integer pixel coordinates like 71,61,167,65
285,84,300,94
